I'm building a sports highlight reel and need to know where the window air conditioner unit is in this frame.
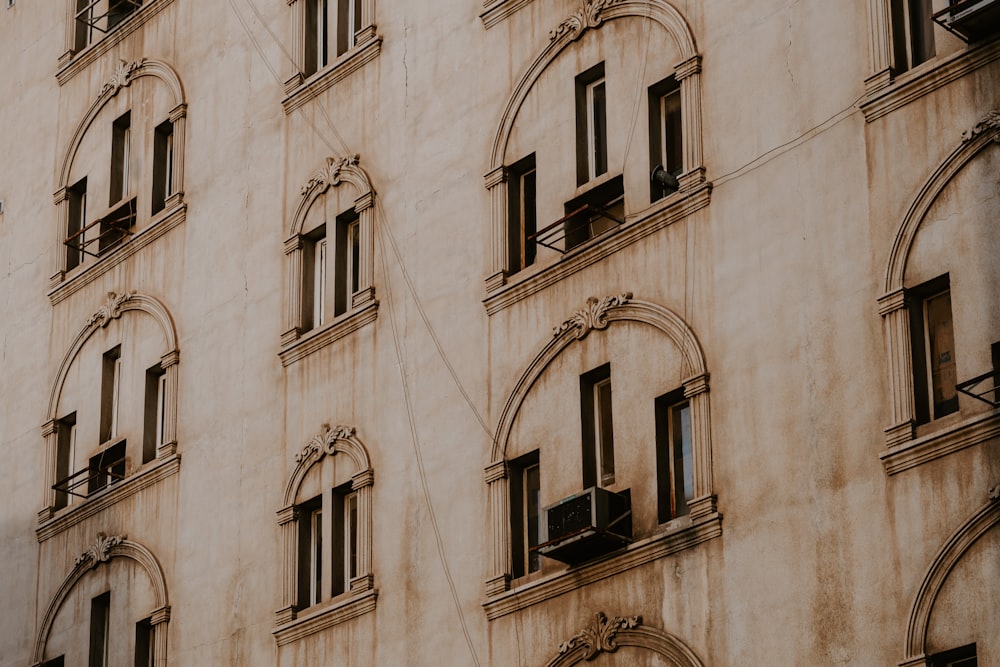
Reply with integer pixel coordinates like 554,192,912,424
538,486,631,565
932,0,1000,42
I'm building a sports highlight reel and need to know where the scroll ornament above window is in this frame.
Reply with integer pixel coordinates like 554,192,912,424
301,155,361,196
295,424,357,462
74,533,126,569
553,292,632,339
557,612,642,659
549,0,626,41
961,109,1000,143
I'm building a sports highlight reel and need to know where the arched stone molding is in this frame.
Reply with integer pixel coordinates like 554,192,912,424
485,294,715,595
897,492,1000,666
275,424,375,625
281,156,377,347
31,534,171,666
53,58,188,281
543,612,706,667
877,110,1000,447
56,57,187,198
41,292,181,512
485,0,704,288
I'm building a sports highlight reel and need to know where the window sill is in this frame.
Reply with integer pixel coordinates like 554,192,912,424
860,38,1000,122
56,0,177,86
480,0,533,28
48,199,186,306
35,452,181,542
880,409,1000,475
482,508,722,620
484,181,711,316
282,35,383,115
279,300,379,367
273,589,378,646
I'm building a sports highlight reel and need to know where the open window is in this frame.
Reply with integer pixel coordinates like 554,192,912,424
648,76,682,202
507,153,537,273
581,363,615,488
890,0,936,73
908,274,958,424
575,63,608,186
932,0,1000,42
655,389,693,523
73,0,143,54
509,450,540,579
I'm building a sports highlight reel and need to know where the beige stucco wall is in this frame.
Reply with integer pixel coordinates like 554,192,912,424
0,0,997,665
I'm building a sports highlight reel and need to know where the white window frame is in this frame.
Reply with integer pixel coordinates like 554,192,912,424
313,235,328,328
585,77,607,182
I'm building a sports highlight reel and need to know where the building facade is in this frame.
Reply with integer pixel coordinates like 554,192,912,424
0,0,997,664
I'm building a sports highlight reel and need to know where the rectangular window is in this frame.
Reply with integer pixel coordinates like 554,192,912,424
648,76,682,202
507,153,537,273
107,0,141,30
581,364,615,488
334,211,360,317
931,643,977,667
910,275,958,424
575,63,608,185
152,120,174,215
655,390,693,523
304,0,330,76
302,226,328,330
297,497,323,609
66,178,88,271
134,618,154,667
110,111,131,205
42,657,65,667
332,484,359,595
88,591,110,667
891,0,936,72
54,413,78,510
509,450,541,578
88,439,126,495
74,0,94,52
143,365,166,464
100,345,122,444
337,0,362,55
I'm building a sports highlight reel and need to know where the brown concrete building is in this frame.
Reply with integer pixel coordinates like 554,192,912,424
0,0,998,665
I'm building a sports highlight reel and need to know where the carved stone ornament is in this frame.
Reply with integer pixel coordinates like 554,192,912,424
301,155,360,195
294,424,357,462
990,484,999,500
553,292,632,339
549,0,625,41
961,109,1000,143
87,291,135,328
74,533,125,569
558,612,642,659
99,58,145,98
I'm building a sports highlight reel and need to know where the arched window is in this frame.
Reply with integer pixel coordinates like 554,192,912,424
52,58,187,304
280,156,377,366
32,535,171,667
484,294,721,613
878,110,1000,474
38,292,180,539
274,424,376,645
483,0,708,312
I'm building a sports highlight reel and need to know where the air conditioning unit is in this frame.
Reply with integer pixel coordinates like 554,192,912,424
933,0,1000,42
538,486,631,565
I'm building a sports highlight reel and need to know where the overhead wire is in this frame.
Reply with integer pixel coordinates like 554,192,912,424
376,213,483,667
226,3,485,663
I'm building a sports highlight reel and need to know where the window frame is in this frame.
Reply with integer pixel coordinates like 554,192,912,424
655,389,693,523
581,363,616,489
508,450,541,579
930,643,977,667
88,590,111,667
275,424,376,641
575,62,608,186
648,75,682,202
908,274,959,425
